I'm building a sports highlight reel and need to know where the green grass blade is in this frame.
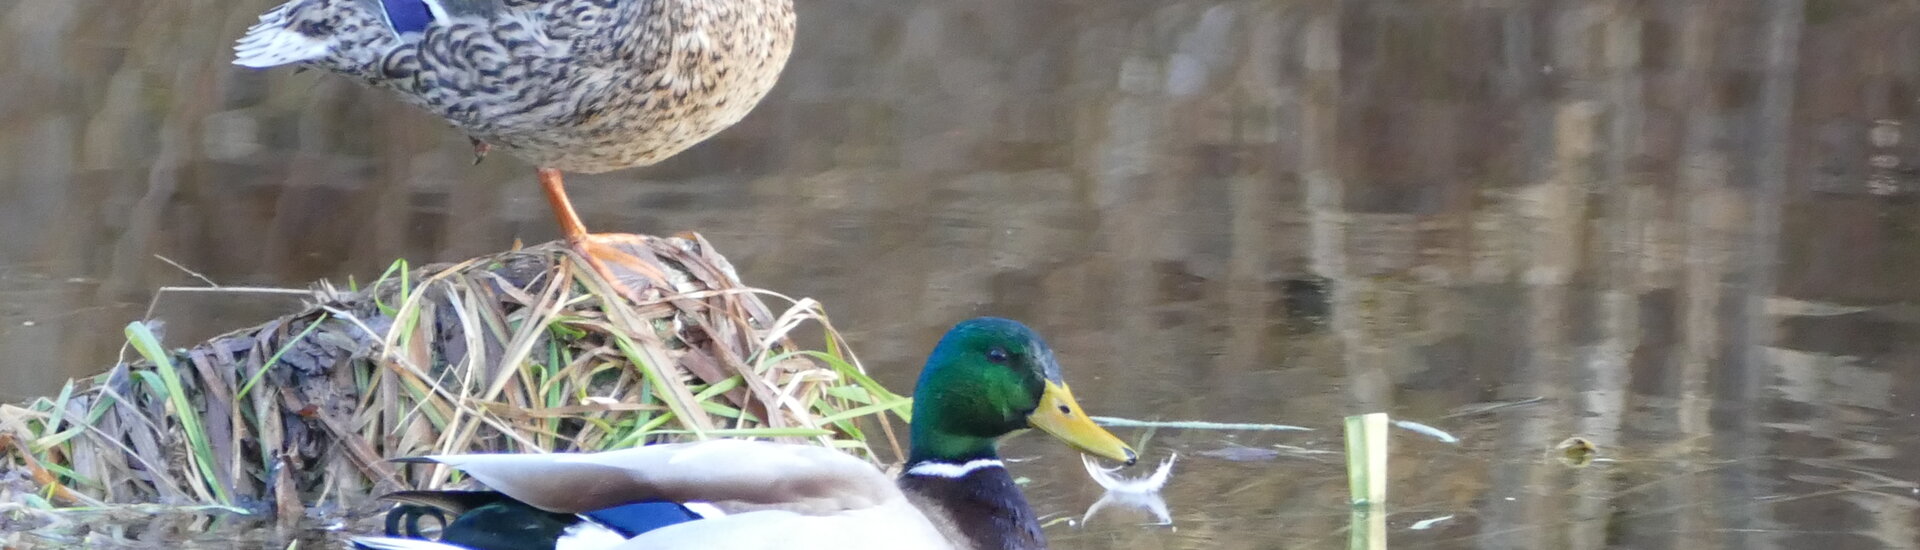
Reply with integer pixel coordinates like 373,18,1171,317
125,321,233,505
609,332,706,440
236,314,329,402
814,397,912,426
645,427,834,438
772,350,910,421
1343,412,1388,507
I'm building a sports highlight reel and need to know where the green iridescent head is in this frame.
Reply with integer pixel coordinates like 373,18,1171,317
906,317,1135,465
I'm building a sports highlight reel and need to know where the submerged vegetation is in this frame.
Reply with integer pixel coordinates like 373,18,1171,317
0,234,910,535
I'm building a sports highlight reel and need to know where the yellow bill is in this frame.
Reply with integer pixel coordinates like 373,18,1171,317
1028,381,1137,465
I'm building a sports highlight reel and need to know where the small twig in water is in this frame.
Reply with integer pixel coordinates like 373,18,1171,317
152,255,218,288
1392,419,1459,444
1091,416,1312,432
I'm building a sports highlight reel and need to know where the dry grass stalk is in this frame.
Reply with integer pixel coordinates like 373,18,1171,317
0,233,909,528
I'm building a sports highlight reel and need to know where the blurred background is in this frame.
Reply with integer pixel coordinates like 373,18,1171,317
4,0,1920,548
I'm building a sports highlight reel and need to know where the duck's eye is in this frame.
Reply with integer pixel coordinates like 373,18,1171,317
1057,405,1071,414
985,347,1010,364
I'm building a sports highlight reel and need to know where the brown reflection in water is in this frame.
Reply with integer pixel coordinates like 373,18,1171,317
4,0,1920,548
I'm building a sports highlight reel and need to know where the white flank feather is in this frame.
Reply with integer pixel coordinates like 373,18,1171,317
555,520,630,550
682,502,727,518
420,0,451,21
232,3,332,68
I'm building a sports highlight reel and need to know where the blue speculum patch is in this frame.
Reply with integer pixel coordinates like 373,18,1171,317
383,0,433,34
581,501,703,537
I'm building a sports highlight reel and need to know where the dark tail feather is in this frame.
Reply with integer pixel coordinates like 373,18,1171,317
378,490,517,537
383,503,448,538
381,489,516,513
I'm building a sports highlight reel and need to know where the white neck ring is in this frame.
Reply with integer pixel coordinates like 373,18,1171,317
905,458,1005,478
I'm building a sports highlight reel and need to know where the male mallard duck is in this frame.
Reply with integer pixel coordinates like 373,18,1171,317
350,317,1137,550
233,0,795,299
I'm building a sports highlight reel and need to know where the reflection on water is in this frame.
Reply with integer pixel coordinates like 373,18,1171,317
4,0,1920,548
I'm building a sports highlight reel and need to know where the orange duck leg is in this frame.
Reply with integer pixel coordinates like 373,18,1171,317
538,168,671,301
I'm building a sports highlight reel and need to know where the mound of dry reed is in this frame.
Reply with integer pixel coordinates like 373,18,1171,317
0,233,908,531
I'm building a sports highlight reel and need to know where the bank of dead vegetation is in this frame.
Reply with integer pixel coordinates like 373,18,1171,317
0,234,908,541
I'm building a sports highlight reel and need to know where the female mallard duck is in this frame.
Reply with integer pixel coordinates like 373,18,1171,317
233,0,795,299
350,317,1137,550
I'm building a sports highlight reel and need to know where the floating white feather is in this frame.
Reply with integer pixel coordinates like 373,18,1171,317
1081,453,1175,494
1079,453,1176,526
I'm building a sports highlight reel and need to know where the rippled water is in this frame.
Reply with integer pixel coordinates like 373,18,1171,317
4,0,1920,548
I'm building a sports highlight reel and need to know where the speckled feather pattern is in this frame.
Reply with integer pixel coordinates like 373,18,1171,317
237,0,794,173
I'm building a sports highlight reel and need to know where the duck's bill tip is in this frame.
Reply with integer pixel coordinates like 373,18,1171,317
1029,382,1137,465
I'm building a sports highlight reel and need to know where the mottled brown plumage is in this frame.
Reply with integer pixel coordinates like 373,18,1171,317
237,0,792,173
235,0,794,299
